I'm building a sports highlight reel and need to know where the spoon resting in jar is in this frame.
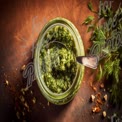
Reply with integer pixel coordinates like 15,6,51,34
76,56,99,69
45,40,99,69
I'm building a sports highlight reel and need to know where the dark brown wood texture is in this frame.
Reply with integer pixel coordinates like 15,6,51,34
0,0,122,122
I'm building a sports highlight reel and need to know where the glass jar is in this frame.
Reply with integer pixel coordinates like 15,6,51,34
34,17,84,105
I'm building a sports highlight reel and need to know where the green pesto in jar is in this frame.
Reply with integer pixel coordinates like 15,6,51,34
39,25,77,94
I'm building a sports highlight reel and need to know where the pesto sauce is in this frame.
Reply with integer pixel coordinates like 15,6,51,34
39,26,77,94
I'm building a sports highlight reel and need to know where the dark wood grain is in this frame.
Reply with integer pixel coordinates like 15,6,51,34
0,0,122,122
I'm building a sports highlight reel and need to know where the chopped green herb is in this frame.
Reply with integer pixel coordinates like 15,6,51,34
88,1,93,11
86,1,122,105
97,64,102,81
83,16,94,25
87,24,95,32
88,1,97,13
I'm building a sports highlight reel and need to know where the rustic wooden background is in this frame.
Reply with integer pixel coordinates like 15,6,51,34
0,0,122,122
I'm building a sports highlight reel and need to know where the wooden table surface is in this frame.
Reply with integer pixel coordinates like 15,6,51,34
0,0,122,122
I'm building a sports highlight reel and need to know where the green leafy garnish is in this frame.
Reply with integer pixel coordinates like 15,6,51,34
98,1,113,18
86,1,122,105
97,64,103,81
87,1,97,13
87,24,95,32
83,16,94,25
88,1,93,11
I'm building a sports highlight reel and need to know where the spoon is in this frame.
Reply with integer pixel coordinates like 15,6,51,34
45,40,99,69
76,56,99,69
